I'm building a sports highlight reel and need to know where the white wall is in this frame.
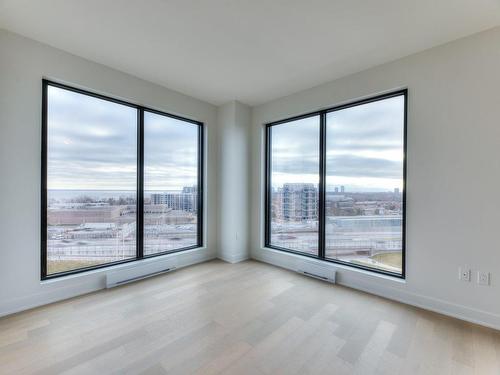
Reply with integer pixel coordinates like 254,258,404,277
216,101,251,263
250,27,500,329
0,29,218,317
2,25,500,330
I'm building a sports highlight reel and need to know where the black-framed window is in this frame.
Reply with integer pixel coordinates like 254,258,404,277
265,90,407,278
41,80,203,279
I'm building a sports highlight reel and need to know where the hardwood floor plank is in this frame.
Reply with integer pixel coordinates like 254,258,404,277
0,260,498,375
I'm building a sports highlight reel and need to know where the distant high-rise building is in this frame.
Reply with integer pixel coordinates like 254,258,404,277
151,186,197,212
182,186,197,194
340,185,345,193
334,187,339,193
394,188,400,194
281,183,318,221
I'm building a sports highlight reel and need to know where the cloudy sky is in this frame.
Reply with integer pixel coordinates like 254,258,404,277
47,86,198,191
47,85,403,193
271,95,404,192
144,111,198,191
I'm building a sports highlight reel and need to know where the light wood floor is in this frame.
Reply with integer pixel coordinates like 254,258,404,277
1,260,499,375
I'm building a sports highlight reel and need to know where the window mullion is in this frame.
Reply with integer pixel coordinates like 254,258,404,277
318,111,326,259
137,108,144,259
197,124,204,247
265,125,272,247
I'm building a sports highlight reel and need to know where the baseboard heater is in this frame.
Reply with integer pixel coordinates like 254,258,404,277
106,260,176,288
297,261,336,284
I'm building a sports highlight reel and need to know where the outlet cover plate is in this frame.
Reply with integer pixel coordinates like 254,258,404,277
477,271,490,286
459,267,471,282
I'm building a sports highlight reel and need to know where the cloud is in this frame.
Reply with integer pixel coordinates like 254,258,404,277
270,95,405,189
47,86,199,191
47,86,404,192
271,154,402,179
327,154,402,178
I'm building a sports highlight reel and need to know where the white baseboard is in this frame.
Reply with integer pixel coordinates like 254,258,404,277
217,251,249,264
0,248,216,318
252,247,500,331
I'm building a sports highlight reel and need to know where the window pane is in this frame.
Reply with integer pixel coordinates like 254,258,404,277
325,95,404,274
144,112,200,255
269,116,320,255
46,86,137,275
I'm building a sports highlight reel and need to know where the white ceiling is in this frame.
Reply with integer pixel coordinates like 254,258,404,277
1,1,500,106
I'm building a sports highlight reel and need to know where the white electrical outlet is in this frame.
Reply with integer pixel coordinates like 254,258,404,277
459,267,471,282
477,271,490,286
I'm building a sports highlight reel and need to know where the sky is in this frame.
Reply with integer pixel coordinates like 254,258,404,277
47,85,403,193
271,95,405,192
143,111,198,191
47,85,198,191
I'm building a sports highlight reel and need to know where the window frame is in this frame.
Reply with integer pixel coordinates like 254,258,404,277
41,79,204,280
264,89,407,279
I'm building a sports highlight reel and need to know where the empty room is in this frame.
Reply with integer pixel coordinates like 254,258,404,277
1,1,500,374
